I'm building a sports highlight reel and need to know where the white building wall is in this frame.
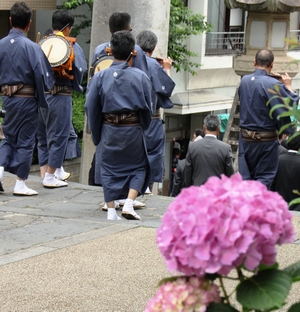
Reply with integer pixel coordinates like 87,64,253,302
171,0,237,94
290,12,299,31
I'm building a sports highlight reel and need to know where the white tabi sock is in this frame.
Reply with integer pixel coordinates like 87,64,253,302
44,172,55,181
0,166,4,182
14,180,38,195
107,208,121,220
55,167,64,175
122,198,134,212
14,179,25,190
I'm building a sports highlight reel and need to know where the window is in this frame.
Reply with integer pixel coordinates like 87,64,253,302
205,1,245,55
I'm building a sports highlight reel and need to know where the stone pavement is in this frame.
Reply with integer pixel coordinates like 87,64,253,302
0,172,299,312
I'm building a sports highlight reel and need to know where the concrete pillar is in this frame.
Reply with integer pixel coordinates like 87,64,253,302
80,0,171,184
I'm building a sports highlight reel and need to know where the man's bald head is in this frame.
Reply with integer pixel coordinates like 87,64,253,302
255,49,274,68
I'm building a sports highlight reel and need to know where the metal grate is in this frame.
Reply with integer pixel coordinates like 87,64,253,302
205,32,245,56
205,31,300,55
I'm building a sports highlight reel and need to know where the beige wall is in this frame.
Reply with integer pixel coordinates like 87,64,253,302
0,10,9,39
0,1,56,10
0,1,56,41
0,9,37,42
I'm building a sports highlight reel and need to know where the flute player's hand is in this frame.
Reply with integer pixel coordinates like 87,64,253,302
161,57,172,76
281,72,294,92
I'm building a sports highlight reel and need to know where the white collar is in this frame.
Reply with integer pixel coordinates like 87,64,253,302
205,134,217,138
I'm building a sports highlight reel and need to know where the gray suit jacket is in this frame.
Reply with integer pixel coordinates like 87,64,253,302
185,135,234,187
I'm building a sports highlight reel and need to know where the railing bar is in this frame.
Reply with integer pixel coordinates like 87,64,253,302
205,31,300,56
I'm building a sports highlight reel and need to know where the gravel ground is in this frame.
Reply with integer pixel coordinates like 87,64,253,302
0,227,169,312
1,219,299,312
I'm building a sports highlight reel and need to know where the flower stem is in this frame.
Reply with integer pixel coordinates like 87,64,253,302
219,276,231,305
236,267,245,282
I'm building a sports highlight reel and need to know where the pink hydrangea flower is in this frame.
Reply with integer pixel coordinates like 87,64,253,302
157,174,295,276
144,276,220,312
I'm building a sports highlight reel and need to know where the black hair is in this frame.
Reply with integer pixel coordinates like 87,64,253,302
109,12,131,33
52,10,74,31
204,114,221,131
110,30,135,61
44,28,53,36
172,148,180,157
287,134,300,151
255,49,274,68
194,128,204,137
10,2,32,29
136,30,157,53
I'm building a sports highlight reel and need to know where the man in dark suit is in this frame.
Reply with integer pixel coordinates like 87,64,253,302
170,158,186,197
185,114,234,187
271,134,300,211
278,133,288,155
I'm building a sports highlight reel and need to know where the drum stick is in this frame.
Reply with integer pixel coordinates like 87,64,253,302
47,45,53,58
36,32,40,43
151,56,175,64
268,73,282,81
60,23,70,32
152,56,163,62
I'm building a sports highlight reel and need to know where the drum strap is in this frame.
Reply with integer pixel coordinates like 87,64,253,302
1,84,35,97
45,85,72,96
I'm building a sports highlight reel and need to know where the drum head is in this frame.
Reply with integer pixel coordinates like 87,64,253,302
90,55,114,77
39,35,70,67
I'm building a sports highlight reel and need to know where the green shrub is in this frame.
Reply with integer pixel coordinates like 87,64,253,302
72,90,86,138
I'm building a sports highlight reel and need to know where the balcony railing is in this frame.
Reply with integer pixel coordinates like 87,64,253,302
205,32,245,56
205,30,300,55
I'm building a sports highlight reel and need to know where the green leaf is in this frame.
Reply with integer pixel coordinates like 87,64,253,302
288,302,300,312
269,104,287,118
266,94,282,106
157,275,183,287
268,88,279,95
278,122,296,134
292,189,300,196
283,260,300,282
284,96,291,106
258,262,279,271
289,197,300,207
287,132,300,143
279,111,294,118
169,0,212,74
236,269,292,310
206,302,239,312
274,84,280,92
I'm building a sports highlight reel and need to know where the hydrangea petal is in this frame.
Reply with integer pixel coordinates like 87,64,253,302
157,174,296,276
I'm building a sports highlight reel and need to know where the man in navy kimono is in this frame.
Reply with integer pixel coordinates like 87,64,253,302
90,12,149,210
238,49,299,189
91,12,148,76
136,30,175,192
0,2,55,195
37,10,87,188
41,28,82,167
85,30,152,221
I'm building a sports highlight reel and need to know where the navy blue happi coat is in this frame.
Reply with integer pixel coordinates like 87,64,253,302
0,29,55,179
144,55,175,182
85,62,153,202
238,68,299,189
